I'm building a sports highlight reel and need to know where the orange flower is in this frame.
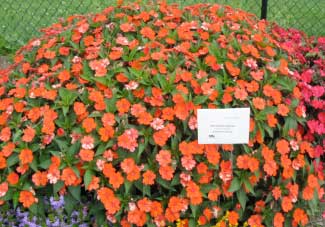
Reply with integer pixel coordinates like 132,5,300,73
61,167,78,186
293,208,308,226
263,160,278,176
82,117,97,133
127,167,141,182
276,139,290,155
228,211,239,225
225,61,240,77
19,149,33,165
272,186,282,200
7,172,19,185
127,208,147,227
116,98,131,114
307,174,319,188
281,196,293,212
302,186,314,200
0,127,11,142
98,126,114,142
277,104,289,116
186,181,202,205
153,130,169,147
101,112,115,127
236,154,250,170
159,165,174,181
137,197,152,212
140,27,155,40
109,171,124,189
267,114,278,127
142,170,156,185
87,176,99,191
273,212,285,227
73,102,87,116
19,190,37,208
208,188,221,201
22,126,36,142
248,214,263,227
58,70,71,82
234,87,248,101
252,97,266,110
0,154,6,169
79,149,94,162
32,171,48,186
103,163,116,179
205,145,220,165
109,49,123,60
150,201,163,218
137,112,153,125
97,187,120,214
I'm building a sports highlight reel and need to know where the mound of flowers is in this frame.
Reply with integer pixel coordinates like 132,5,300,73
0,2,324,227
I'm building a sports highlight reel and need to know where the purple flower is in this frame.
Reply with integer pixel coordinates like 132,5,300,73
50,195,64,210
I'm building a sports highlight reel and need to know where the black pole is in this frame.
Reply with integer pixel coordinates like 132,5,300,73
261,0,268,19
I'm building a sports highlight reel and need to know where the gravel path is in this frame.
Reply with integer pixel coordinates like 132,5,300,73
0,56,10,69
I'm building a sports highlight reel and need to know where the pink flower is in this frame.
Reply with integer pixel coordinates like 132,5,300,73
188,116,197,130
244,58,258,69
181,155,196,171
81,136,95,149
96,159,105,171
0,182,8,197
156,150,172,166
131,104,146,117
151,118,164,130
125,81,139,90
301,69,314,83
47,169,60,184
312,86,325,98
180,172,191,186
116,36,129,46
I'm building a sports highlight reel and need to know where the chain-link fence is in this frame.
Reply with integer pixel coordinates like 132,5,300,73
0,0,324,46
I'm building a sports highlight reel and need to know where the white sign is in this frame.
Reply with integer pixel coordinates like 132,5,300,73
197,108,250,144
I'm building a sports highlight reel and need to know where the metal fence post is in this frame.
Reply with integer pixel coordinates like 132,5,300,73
261,0,268,19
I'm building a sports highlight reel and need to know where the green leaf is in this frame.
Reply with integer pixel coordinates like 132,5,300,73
6,153,19,167
236,188,247,210
243,179,255,195
68,186,81,201
193,95,209,105
39,154,51,169
143,185,151,197
124,180,133,194
189,218,197,227
64,193,78,215
283,117,297,135
67,141,80,158
156,177,176,191
81,61,94,82
54,138,68,152
30,159,38,172
84,170,93,188
59,88,79,106
190,205,199,218
53,181,64,193
228,177,241,193
13,191,20,209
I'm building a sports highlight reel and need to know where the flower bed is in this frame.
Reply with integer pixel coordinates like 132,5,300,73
0,2,324,227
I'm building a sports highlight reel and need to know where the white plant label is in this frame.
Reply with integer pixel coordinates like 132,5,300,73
197,108,250,144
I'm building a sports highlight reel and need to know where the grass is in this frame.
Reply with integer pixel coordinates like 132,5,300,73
0,0,324,49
